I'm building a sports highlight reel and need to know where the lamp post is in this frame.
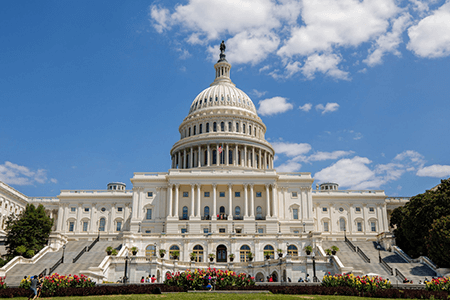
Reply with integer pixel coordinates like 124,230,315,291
61,244,66,263
312,252,318,282
154,243,157,257
123,254,129,284
377,245,381,263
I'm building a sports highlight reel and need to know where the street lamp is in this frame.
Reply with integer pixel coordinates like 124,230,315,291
123,254,129,284
154,243,157,257
61,244,66,263
312,252,318,282
377,245,381,263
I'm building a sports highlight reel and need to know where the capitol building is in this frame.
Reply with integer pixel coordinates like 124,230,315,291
1,43,424,284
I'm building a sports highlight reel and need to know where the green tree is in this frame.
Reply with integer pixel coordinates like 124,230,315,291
390,178,450,265
5,204,53,259
426,215,450,267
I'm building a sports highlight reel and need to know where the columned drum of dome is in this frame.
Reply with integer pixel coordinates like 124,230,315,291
170,42,275,170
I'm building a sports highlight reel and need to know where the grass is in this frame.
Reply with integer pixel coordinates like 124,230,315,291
10,293,407,300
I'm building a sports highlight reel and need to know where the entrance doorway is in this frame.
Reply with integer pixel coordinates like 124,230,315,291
216,245,227,262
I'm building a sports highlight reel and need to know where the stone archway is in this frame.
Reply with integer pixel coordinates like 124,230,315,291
271,270,278,282
216,244,227,262
255,272,264,282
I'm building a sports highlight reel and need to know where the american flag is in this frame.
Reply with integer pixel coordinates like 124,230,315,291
218,146,223,154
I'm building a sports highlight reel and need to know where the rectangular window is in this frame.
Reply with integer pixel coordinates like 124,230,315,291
70,207,76,212
235,229,242,234
355,207,361,212
235,192,240,197
292,192,298,197
204,192,210,197
69,222,74,232
83,222,88,232
116,221,122,232
322,207,328,212
256,192,262,197
84,207,90,212
369,207,375,212
323,222,329,232
117,207,123,212
183,192,189,197
145,230,151,233
219,192,225,197
257,228,264,234
293,230,299,234
181,228,187,233
203,228,209,234
219,228,226,233
293,208,298,219
146,209,152,220
147,192,153,197
357,222,362,232
371,222,376,232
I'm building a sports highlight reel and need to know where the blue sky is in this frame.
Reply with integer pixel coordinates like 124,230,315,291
1,0,450,197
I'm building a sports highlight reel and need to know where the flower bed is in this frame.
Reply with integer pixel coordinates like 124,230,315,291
19,273,95,294
165,268,255,290
322,273,391,292
426,277,450,292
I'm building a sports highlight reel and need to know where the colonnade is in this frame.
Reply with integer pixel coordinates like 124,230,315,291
167,183,278,220
171,143,274,170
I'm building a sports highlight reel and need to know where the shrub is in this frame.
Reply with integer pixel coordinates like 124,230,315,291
426,277,450,292
322,272,391,292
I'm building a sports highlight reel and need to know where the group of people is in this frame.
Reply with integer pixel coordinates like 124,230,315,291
26,274,44,300
140,275,157,283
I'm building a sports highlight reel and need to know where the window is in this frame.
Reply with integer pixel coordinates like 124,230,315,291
182,206,188,220
199,124,203,134
256,206,263,220
193,125,196,135
263,245,274,259
322,207,328,212
204,206,210,218
147,192,153,197
293,209,298,220
228,122,232,131
288,245,298,256
69,222,74,232
146,244,156,257
206,123,210,132
213,122,217,132
193,245,203,262
183,192,189,197
323,221,329,232
203,228,209,234
101,207,106,212
181,228,187,233
240,245,251,262
204,191,210,197
99,218,106,231
83,222,88,232
70,207,76,212
292,192,298,197
258,228,264,234
169,245,180,259
256,192,262,197
117,207,123,212
219,192,225,197
220,122,224,131
249,125,251,135
235,228,242,234
235,206,240,216
84,207,90,212
339,207,344,212
371,222,376,232
188,127,191,136
369,207,375,212
355,207,361,212
235,192,240,197
219,228,226,233
357,222,362,232
116,221,122,231
293,230,299,234
146,209,152,220
243,124,246,134
145,230,151,233
236,122,239,132
340,218,346,232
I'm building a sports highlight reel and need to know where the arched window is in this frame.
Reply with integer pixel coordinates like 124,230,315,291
236,122,239,132
340,218,346,232
249,125,252,135
169,245,180,259
228,122,232,131
193,125,196,135
219,206,225,219
193,245,204,262
287,245,298,256
256,206,263,220
240,245,251,262
188,127,191,136
204,150,208,165
99,218,106,231
206,123,210,133
235,206,240,216
243,124,246,134
213,122,217,132
264,245,274,259
220,122,224,131
199,124,203,134
182,206,188,220
204,206,210,219
145,244,156,257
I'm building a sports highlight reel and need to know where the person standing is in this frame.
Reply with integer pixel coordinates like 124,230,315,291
151,275,156,283
28,275,38,300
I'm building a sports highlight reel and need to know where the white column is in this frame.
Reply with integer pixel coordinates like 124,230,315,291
250,184,255,217
174,184,179,218
198,146,201,167
90,204,97,233
244,184,248,217
109,203,116,232
207,144,210,166
234,145,238,166
252,147,255,168
190,184,195,217
264,151,267,169
265,184,271,218
57,206,64,232
196,184,201,217
226,144,229,166
228,183,232,220
168,184,173,217
259,149,262,169
272,184,278,218
177,152,181,169
183,149,187,169
132,189,139,219
212,184,217,220
301,188,307,220
190,147,193,169
244,146,247,167
216,145,219,166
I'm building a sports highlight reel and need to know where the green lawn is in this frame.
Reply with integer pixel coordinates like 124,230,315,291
10,293,407,300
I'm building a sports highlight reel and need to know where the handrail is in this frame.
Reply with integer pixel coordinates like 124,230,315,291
49,257,63,274
356,246,370,263
396,268,406,282
87,236,99,252
39,268,47,277
73,246,88,263
380,257,393,275
345,236,356,252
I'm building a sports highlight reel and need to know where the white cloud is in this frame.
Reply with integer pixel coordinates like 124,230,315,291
50,178,58,184
150,5,172,33
407,2,450,58
316,102,340,114
301,53,349,80
252,89,267,97
276,161,302,172
257,96,293,116
176,48,192,60
306,151,354,162
416,164,450,177
272,142,312,157
0,161,50,186
299,103,312,112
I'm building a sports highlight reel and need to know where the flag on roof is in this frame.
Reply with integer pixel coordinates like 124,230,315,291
218,146,223,153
